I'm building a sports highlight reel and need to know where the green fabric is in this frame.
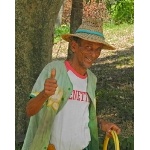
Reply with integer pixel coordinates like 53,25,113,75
22,60,99,150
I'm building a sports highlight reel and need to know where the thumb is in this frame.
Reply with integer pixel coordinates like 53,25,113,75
50,68,56,79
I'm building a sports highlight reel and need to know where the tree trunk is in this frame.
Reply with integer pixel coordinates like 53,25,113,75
15,0,64,147
67,0,83,59
70,0,83,33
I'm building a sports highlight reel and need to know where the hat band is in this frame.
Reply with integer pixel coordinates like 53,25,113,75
76,29,105,39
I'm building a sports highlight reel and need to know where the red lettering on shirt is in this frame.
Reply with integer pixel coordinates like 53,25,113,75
69,90,89,102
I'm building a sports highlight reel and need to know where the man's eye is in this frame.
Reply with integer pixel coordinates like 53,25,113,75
86,46,92,51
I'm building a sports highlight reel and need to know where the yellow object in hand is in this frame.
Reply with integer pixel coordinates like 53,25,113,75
103,130,120,150
47,144,56,150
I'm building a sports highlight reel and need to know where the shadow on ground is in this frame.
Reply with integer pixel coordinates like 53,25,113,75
91,46,134,138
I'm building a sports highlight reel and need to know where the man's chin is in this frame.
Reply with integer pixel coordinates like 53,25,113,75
84,63,92,69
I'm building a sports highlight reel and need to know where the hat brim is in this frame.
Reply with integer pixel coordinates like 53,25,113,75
61,33,116,50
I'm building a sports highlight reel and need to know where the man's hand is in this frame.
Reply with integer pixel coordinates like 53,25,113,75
98,118,121,137
43,68,58,97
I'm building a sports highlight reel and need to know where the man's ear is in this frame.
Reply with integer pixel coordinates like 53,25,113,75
70,40,78,52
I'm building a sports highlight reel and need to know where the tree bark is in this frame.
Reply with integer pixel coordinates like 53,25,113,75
15,0,64,146
67,0,83,59
70,0,83,33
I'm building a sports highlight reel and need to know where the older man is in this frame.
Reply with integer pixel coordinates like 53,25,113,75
22,18,121,150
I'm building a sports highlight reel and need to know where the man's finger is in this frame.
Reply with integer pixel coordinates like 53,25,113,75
50,68,56,79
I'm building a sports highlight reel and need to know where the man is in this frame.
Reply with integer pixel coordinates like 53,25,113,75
22,18,121,150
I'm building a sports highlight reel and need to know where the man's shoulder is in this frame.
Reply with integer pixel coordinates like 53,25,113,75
47,60,64,66
87,69,96,78
42,60,66,76
44,60,65,69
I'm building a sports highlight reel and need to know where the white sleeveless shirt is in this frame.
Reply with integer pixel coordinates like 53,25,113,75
50,61,91,150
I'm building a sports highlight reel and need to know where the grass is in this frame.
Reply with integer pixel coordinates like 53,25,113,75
103,23,134,49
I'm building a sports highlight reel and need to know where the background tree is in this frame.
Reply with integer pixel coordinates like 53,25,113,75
15,0,64,147
67,0,83,59
111,0,134,24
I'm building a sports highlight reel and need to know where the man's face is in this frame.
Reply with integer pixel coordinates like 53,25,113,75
71,39,103,69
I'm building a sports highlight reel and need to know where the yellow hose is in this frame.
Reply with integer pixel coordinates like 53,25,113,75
103,130,120,150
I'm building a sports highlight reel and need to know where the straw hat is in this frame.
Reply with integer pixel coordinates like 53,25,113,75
61,18,115,50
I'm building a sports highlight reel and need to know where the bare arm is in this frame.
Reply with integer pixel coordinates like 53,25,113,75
26,69,58,117
26,90,49,116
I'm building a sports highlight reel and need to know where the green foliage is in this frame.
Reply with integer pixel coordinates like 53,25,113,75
110,0,134,24
54,24,70,43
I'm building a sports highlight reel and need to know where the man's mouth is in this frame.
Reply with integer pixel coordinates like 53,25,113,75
85,56,92,63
